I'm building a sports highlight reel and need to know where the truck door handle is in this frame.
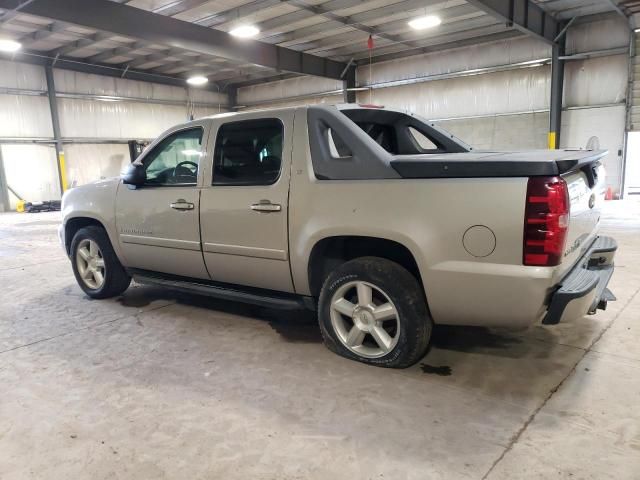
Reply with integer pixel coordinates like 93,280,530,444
170,199,194,210
250,200,281,212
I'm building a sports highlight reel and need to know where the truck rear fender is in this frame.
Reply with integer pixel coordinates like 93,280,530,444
306,234,426,300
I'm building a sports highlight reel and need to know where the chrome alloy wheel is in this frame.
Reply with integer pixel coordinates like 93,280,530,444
75,239,105,290
329,281,400,358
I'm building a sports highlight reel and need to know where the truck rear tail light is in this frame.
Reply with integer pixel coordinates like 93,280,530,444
523,176,570,266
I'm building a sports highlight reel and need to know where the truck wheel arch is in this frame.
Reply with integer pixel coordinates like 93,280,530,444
64,217,108,255
307,236,425,298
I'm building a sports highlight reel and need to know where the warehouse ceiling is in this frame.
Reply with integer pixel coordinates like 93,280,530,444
0,0,632,91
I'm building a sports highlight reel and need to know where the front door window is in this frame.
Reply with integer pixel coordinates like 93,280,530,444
143,128,203,186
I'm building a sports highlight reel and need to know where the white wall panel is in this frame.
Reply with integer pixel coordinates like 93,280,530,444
54,69,185,100
58,98,188,139
357,66,551,119
192,106,229,119
239,76,342,104
243,95,343,111
65,144,130,188
564,55,627,107
237,37,552,106
54,69,228,105
0,60,46,91
362,37,550,85
437,112,548,150
0,95,53,137
2,145,59,209
561,105,625,194
566,16,629,54
188,87,228,105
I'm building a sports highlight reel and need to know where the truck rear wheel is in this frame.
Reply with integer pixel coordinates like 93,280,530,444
318,256,432,368
70,226,131,299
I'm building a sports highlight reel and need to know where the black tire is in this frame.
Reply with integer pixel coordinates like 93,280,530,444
318,256,432,368
70,226,131,299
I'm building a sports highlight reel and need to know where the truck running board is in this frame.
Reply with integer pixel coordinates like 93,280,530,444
130,270,316,311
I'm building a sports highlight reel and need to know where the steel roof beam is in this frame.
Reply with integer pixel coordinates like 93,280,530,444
194,0,283,27
233,73,300,90
465,0,559,44
0,48,223,92
311,15,499,58
250,0,371,32
253,0,483,55
263,0,428,50
604,0,628,19
16,0,212,56
0,0,347,79
19,20,69,45
262,1,474,45
86,46,135,64
0,0,37,25
125,49,195,69
151,57,213,74
254,0,479,55
354,28,522,64
51,33,112,56
210,69,295,86
196,0,361,29
151,0,212,17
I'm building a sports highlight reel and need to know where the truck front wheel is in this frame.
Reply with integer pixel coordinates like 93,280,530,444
70,226,131,299
318,257,432,368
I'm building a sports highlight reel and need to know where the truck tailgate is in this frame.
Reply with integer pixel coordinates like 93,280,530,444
555,161,607,280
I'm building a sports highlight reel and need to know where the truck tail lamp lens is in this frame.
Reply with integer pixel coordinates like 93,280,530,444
523,176,570,266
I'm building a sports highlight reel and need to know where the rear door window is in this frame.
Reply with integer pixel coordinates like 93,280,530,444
212,118,283,186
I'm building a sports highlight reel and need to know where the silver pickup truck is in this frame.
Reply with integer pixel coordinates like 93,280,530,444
59,104,616,368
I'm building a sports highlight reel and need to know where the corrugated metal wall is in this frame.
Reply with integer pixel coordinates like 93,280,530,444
0,64,228,210
238,15,630,195
0,14,632,209
2,145,58,207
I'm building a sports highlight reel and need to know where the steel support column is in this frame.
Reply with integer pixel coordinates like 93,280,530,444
44,65,67,194
227,85,238,110
343,66,356,103
0,147,10,212
549,39,565,149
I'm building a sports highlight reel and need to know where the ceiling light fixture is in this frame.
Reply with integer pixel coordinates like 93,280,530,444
408,15,441,30
0,39,22,53
230,25,260,38
187,75,208,86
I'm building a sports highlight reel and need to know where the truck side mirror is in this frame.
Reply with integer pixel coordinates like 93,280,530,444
122,163,146,187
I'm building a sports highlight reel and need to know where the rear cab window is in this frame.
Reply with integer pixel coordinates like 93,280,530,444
339,108,467,155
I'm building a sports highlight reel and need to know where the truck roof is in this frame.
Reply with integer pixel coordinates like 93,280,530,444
200,103,416,121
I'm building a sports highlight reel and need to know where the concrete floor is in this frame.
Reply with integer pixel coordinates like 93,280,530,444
0,202,639,480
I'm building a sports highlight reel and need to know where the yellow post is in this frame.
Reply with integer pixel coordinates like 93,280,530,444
58,151,68,192
547,131,557,150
